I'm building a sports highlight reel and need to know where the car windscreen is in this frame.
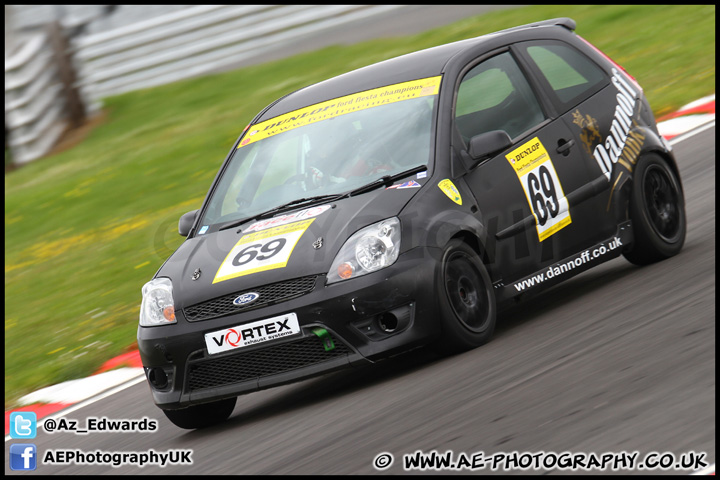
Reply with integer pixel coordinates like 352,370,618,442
199,76,441,230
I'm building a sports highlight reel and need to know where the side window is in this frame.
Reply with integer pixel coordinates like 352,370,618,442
455,51,545,142
524,42,606,106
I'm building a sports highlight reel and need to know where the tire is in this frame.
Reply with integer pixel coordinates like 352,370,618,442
162,396,237,429
623,153,686,265
434,239,496,354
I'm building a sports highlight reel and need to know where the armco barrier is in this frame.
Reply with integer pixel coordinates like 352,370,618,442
71,5,402,106
5,31,69,164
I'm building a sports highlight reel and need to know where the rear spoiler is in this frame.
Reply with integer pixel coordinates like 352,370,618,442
526,18,576,31
494,17,576,36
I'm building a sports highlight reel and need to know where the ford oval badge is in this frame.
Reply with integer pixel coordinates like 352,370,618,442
233,292,260,306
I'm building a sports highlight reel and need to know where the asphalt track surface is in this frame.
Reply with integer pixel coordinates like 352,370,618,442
5,121,714,475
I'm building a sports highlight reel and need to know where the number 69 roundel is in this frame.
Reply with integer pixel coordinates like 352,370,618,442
505,137,572,242
213,218,315,283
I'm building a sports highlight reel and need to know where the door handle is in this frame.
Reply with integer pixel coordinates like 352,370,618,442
556,138,575,155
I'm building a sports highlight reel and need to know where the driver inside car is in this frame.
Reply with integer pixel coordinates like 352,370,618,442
305,125,395,189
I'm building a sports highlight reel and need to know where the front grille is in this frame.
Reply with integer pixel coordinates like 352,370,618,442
183,275,317,322
187,334,350,392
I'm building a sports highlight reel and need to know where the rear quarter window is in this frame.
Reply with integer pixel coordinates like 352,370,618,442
523,42,607,107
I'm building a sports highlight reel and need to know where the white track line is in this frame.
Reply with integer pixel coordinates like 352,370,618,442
17,367,144,405
668,119,716,146
5,374,146,443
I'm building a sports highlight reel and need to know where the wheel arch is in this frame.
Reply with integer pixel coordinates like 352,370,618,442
611,125,681,224
443,227,498,282
634,125,682,190
449,229,483,261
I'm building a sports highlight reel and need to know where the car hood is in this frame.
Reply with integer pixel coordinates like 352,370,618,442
157,185,423,308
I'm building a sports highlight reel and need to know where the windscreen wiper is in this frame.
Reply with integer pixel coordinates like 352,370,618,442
218,193,343,231
218,166,428,232
343,165,427,198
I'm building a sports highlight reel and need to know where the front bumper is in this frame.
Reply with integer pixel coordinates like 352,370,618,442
138,246,442,409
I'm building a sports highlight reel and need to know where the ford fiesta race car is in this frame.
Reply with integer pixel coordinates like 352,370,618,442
138,18,686,429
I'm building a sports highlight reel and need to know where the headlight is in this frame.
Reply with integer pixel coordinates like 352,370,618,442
327,217,401,284
139,278,176,326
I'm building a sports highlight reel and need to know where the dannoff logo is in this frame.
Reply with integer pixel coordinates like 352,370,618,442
593,68,639,181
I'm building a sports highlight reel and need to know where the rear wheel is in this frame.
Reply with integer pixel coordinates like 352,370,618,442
435,240,496,354
623,154,686,265
162,396,237,430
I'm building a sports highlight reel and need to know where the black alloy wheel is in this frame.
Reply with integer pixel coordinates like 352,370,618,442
623,153,686,265
435,239,496,353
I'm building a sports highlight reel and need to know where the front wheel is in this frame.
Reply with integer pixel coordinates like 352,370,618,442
162,396,237,429
434,240,496,354
623,154,686,265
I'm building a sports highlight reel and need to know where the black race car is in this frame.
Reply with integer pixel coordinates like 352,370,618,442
138,18,686,429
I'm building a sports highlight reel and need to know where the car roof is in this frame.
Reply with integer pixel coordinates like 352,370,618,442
256,18,576,122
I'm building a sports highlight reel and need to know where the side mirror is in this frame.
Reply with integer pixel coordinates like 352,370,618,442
468,130,512,161
178,209,199,237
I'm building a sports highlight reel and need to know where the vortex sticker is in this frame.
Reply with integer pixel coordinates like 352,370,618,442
205,313,300,354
